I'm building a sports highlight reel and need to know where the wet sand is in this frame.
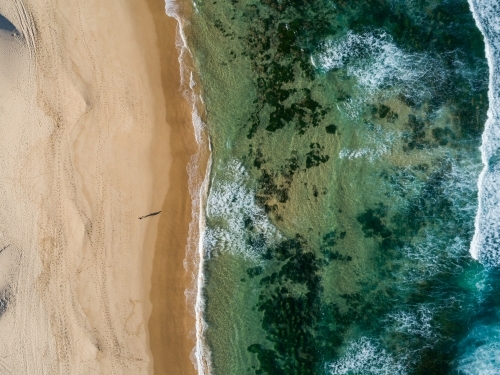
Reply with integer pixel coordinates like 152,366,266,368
144,0,202,374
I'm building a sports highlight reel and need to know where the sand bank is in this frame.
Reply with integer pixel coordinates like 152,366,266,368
0,0,199,373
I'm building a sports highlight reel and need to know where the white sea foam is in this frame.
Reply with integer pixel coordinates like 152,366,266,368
468,0,500,266
390,156,479,282
328,337,407,375
399,233,464,283
316,30,446,100
442,157,482,222
386,306,437,342
187,148,212,375
164,0,212,373
204,160,280,259
339,124,397,162
458,324,500,374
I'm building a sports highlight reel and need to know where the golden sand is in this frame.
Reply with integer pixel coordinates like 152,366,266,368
144,0,203,373
0,0,200,373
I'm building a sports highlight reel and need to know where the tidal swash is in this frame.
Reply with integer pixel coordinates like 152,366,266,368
185,0,500,373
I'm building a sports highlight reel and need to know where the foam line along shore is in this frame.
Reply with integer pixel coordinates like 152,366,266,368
148,0,214,374
468,0,500,266
145,0,212,373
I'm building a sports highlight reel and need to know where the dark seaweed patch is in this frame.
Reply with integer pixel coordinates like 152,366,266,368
357,204,392,239
373,104,399,123
305,143,330,169
321,232,352,262
325,124,337,134
199,0,489,372
248,235,353,374
403,114,428,151
247,266,264,278
378,104,391,118
432,127,456,146
255,148,319,219
243,0,336,139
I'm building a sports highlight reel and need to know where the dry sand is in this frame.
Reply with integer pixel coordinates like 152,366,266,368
0,0,199,374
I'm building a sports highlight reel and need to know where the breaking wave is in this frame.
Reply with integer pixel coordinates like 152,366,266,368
204,160,281,259
469,0,500,266
328,337,407,375
458,323,500,374
164,0,213,373
316,30,446,101
386,305,438,342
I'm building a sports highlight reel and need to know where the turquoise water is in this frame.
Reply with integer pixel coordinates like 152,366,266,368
188,0,497,373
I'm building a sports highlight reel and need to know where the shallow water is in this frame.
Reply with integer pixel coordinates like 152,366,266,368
188,0,500,373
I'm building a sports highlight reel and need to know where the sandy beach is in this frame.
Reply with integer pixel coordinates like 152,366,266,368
144,0,203,373
0,0,198,374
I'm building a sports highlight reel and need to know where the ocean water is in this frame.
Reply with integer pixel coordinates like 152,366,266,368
183,0,500,373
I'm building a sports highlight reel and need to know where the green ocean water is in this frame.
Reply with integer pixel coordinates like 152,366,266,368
189,0,494,373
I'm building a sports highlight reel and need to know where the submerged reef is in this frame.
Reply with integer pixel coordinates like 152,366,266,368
193,0,489,373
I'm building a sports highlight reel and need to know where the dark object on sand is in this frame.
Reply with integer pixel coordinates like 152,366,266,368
0,14,17,33
138,211,162,220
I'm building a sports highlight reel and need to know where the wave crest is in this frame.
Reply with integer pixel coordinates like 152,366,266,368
328,337,407,375
316,30,446,101
205,160,281,259
468,0,500,266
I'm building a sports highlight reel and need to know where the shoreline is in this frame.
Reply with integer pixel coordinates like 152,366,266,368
467,0,496,264
0,0,209,372
145,0,211,374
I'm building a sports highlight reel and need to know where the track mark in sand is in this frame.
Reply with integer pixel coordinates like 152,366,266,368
12,0,36,60
0,244,10,254
124,299,144,336
138,211,161,220
0,357,13,375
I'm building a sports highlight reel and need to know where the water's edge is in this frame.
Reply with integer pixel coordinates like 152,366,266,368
164,0,213,373
164,0,495,372
469,0,500,266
